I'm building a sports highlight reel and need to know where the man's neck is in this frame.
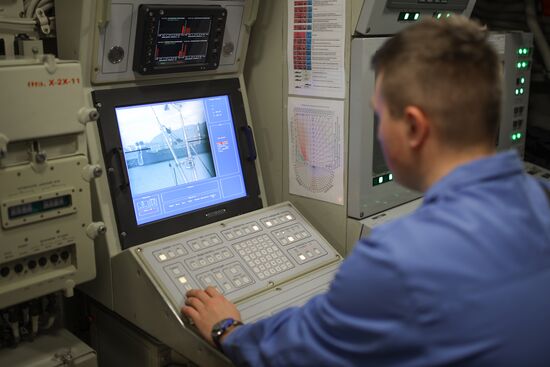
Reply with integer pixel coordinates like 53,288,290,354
419,145,496,192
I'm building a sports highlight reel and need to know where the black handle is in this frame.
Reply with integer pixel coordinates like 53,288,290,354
112,148,130,190
241,125,257,161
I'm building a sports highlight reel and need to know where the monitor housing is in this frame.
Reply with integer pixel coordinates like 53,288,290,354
93,78,262,249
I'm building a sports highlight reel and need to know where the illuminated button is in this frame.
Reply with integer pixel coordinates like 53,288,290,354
252,225,260,231
265,221,273,227
286,215,293,220
299,254,306,261
158,254,168,261
288,236,295,242
178,276,188,284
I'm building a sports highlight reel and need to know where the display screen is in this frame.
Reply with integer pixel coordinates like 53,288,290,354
154,16,212,66
115,95,247,226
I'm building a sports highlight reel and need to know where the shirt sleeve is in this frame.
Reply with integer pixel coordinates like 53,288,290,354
221,235,421,367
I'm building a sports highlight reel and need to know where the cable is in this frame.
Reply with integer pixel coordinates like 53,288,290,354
0,17,36,25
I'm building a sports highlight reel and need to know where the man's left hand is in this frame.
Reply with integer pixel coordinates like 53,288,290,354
181,286,242,346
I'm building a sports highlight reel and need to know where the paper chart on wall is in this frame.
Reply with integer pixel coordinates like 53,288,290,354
288,97,344,205
288,0,346,99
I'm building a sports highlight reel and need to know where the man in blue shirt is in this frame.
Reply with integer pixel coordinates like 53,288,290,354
182,16,550,366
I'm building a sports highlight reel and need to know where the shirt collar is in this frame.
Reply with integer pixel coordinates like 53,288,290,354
423,150,524,204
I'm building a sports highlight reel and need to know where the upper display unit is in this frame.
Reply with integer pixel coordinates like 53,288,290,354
133,5,227,74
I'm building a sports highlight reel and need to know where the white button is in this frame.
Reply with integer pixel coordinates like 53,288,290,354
227,233,234,239
176,248,185,255
266,221,273,227
243,276,251,283
244,228,251,234
173,268,181,275
200,259,207,266
258,273,265,279
235,279,242,286
230,267,238,274
191,261,198,268
168,251,175,258
178,276,188,284
264,271,270,276
204,276,213,283
207,256,214,263
224,283,232,290
288,236,295,242
314,248,321,254
252,225,259,231
193,244,200,250
306,251,313,257
299,254,306,261
184,284,192,290
158,254,167,261
286,215,293,220
215,272,224,279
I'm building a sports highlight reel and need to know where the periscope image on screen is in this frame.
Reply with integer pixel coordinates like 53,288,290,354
115,96,247,225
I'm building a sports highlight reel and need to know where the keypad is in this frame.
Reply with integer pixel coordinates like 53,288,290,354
233,234,294,280
197,262,254,294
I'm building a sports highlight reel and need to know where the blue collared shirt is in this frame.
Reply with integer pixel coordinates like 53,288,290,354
223,151,550,366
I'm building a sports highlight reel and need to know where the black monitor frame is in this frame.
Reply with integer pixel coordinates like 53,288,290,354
92,78,262,249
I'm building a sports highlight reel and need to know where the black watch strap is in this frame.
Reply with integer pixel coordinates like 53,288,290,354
211,318,243,350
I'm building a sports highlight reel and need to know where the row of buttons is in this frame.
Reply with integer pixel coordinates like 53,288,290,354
154,244,188,262
260,211,295,229
185,248,233,270
221,221,262,241
187,234,223,252
272,223,311,246
288,240,327,265
165,263,194,291
197,263,253,294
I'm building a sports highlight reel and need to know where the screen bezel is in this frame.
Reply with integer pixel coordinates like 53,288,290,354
93,78,262,249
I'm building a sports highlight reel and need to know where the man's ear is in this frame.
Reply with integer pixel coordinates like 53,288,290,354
403,106,429,149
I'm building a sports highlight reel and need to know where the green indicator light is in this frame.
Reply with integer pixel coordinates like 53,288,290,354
522,61,528,68
515,89,519,95
520,77,526,84
378,177,384,184
517,62,522,69
414,13,420,20
518,133,522,139
436,12,442,19
520,88,524,94
446,13,452,18
389,173,393,181
404,13,410,20
511,134,516,141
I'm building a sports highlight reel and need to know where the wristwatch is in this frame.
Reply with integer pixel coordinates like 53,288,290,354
211,318,244,349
